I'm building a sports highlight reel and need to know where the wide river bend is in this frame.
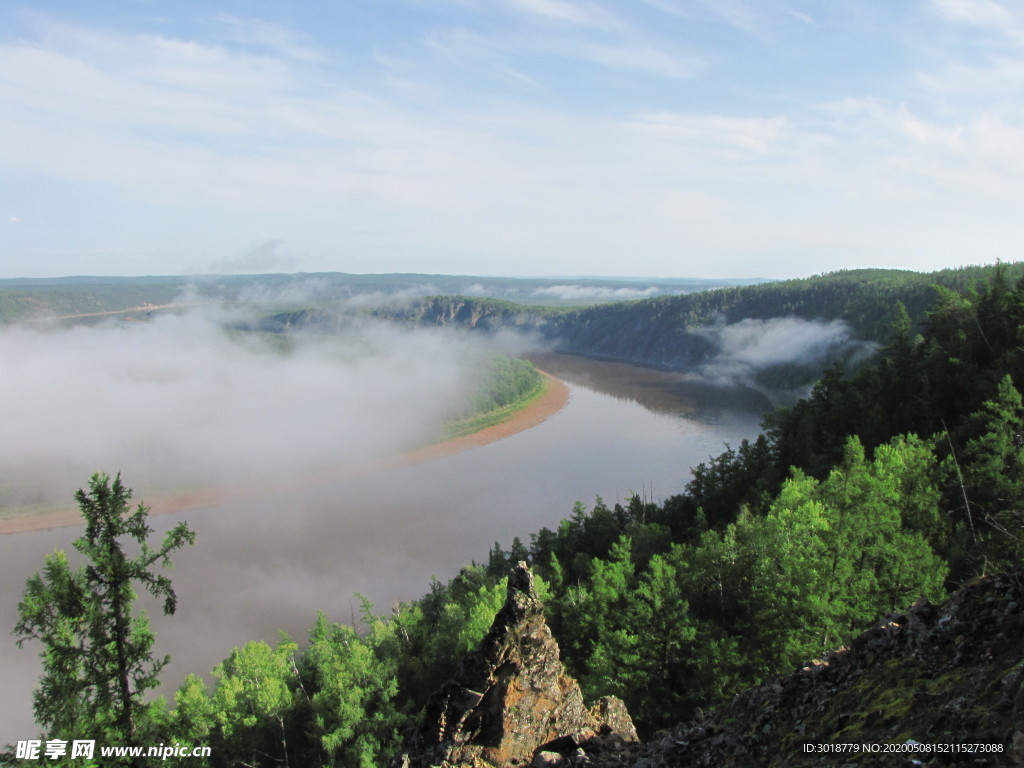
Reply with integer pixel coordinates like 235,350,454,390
0,354,768,742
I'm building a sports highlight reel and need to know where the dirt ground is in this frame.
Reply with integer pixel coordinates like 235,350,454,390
0,372,570,535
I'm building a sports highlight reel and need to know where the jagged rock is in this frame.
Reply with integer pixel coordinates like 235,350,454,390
588,696,639,743
396,563,637,768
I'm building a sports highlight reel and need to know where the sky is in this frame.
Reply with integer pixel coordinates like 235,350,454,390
1,0,1022,280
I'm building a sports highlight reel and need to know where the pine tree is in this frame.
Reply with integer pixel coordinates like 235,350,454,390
15,473,195,744
962,374,1024,567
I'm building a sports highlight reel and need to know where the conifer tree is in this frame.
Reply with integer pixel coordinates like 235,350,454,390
962,374,1024,567
14,472,195,742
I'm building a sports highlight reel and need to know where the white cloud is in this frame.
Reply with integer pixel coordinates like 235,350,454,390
503,0,620,28
931,0,1013,28
213,15,327,62
0,37,290,137
711,317,850,367
628,112,796,157
696,317,871,386
635,0,686,16
4,4,1024,278
0,21,526,216
816,95,1024,197
577,41,696,79
695,0,762,36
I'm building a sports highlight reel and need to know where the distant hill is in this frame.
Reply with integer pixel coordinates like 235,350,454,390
8,264,1021,396
342,263,1024,393
0,272,768,322
541,264,1024,365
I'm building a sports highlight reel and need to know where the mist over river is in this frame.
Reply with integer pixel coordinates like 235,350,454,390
0,354,767,743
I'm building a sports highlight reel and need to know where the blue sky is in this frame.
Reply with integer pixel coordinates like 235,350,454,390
1,0,1022,279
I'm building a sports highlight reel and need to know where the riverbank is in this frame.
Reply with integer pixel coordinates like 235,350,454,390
0,371,570,535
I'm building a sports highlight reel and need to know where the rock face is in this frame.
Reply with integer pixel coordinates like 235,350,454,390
396,563,637,768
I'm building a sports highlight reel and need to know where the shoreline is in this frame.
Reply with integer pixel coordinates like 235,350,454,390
0,371,570,535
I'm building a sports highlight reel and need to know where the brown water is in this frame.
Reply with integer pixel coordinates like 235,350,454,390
0,354,768,742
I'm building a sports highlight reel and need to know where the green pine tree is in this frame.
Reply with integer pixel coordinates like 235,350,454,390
14,473,195,746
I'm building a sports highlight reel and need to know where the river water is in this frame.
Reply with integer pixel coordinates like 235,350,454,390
0,354,768,743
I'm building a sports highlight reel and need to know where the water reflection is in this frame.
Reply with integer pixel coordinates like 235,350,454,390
529,353,774,419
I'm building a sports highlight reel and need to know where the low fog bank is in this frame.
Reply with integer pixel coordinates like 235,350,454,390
179,273,692,309
530,284,663,301
694,316,877,393
0,361,767,743
0,306,495,511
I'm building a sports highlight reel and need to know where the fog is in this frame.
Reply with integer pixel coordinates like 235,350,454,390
441,282,671,303
695,317,875,385
531,284,663,301
0,307,483,511
0,321,770,744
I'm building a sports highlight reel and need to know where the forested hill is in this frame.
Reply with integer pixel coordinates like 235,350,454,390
299,266,1021,351
8,267,1023,394
539,263,1024,369
327,263,1024,393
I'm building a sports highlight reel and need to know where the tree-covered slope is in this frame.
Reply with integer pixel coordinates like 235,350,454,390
541,263,1024,369
262,264,1024,390
0,276,189,322
623,564,1024,767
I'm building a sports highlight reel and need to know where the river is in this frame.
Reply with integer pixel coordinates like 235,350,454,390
0,353,768,743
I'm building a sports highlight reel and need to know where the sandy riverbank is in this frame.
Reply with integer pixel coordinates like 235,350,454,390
0,372,570,535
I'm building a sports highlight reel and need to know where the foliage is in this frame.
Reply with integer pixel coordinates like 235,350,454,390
14,473,195,748
486,434,946,732
443,354,545,438
301,609,405,768
959,374,1024,568
165,609,410,768
209,638,299,768
464,355,544,415
18,263,1024,758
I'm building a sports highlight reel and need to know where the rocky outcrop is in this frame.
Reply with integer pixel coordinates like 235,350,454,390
395,563,638,768
629,565,1024,768
397,563,1024,768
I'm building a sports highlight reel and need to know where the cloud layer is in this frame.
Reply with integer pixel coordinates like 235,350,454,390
0,309,477,508
2,2,1024,277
